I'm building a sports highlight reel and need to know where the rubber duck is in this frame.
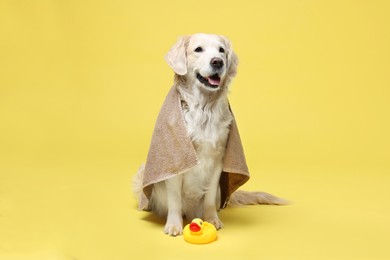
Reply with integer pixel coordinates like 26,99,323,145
183,218,217,244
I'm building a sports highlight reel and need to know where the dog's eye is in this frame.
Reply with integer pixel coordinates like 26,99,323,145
194,47,203,53
219,47,225,53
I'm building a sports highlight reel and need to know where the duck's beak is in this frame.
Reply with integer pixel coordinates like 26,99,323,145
189,222,201,232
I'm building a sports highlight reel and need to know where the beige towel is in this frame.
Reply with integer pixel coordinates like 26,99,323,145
139,86,249,210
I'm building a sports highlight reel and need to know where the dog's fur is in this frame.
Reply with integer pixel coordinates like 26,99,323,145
134,33,286,236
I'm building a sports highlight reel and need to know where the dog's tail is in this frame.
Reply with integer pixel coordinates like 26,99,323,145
228,190,289,206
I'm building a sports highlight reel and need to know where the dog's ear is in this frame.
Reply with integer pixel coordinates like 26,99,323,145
220,35,238,77
227,49,238,77
165,36,188,76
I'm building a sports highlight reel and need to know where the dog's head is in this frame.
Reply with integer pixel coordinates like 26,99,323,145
165,33,238,92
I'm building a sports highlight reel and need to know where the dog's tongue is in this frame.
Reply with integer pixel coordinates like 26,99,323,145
207,76,220,86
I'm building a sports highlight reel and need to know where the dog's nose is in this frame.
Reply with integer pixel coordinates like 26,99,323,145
210,58,224,69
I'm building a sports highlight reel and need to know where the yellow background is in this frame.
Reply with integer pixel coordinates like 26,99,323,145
1,0,389,259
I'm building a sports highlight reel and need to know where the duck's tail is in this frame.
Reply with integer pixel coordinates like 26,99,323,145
228,190,289,207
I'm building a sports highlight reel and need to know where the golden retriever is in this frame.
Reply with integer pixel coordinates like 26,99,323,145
134,33,286,236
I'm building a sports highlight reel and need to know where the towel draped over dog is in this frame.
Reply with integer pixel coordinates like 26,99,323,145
139,86,250,210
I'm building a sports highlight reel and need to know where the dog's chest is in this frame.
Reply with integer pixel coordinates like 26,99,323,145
180,99,233,202
181,100,233,149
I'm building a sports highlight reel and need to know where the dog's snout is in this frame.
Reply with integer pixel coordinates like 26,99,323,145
210,58,224,69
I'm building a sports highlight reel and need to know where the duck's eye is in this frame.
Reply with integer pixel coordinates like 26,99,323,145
219,47,225,53
194,47,203,52
199,221,203,225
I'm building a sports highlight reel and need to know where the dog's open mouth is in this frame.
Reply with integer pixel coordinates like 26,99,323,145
196,73,221,88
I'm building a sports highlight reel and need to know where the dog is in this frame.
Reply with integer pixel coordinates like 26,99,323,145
134,33,286,236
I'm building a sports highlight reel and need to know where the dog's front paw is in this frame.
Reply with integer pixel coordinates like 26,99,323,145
164,222,183,236
205,217,224,230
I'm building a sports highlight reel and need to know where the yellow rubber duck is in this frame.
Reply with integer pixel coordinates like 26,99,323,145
183,218,217,244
